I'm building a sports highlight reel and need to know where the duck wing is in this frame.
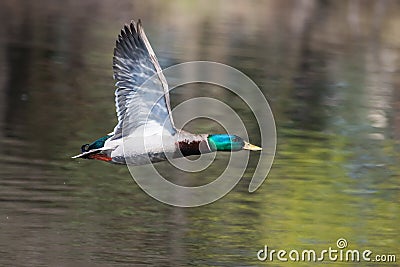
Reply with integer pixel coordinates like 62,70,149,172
111,20,176,140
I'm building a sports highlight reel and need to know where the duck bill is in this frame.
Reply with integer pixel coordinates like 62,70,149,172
243,141,262,151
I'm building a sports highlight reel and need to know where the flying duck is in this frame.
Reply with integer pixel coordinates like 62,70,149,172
72,20,261,165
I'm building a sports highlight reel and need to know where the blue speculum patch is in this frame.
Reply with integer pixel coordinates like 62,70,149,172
88,135,112,150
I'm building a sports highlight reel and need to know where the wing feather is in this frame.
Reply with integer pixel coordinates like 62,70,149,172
111,20,176,140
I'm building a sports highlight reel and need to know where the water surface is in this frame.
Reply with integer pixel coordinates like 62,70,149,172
0,1,399,266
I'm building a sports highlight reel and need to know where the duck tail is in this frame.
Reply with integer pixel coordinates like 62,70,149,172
71,148,112,162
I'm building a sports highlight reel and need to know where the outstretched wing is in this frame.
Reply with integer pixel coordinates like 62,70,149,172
111,20,176,140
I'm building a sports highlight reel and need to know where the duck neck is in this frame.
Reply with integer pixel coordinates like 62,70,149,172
176,132,212,156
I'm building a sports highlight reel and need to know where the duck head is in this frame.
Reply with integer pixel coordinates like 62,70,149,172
207,134,262,151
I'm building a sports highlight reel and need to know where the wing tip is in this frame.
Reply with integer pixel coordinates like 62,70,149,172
123,24,130,35
124,19,142,35
137,19,142,30
115,19,144,54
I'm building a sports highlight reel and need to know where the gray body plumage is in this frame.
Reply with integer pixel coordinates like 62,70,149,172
108,130,211,165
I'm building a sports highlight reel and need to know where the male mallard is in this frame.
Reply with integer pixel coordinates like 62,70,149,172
72,20,261,165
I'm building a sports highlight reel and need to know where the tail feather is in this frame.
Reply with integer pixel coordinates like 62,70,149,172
71,148,106,159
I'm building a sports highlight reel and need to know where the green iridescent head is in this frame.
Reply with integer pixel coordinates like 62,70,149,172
207,134,262,152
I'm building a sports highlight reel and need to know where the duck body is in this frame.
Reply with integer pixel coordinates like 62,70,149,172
105,130,211,165
72,20,261,165
74,131,253,165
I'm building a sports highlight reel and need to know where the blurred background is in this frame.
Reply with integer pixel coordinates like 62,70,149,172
0,0,399,266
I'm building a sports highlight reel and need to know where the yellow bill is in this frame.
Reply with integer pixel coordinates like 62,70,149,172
243,141,262,151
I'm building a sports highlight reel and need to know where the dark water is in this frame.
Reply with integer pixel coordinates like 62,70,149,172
0,1,399,266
